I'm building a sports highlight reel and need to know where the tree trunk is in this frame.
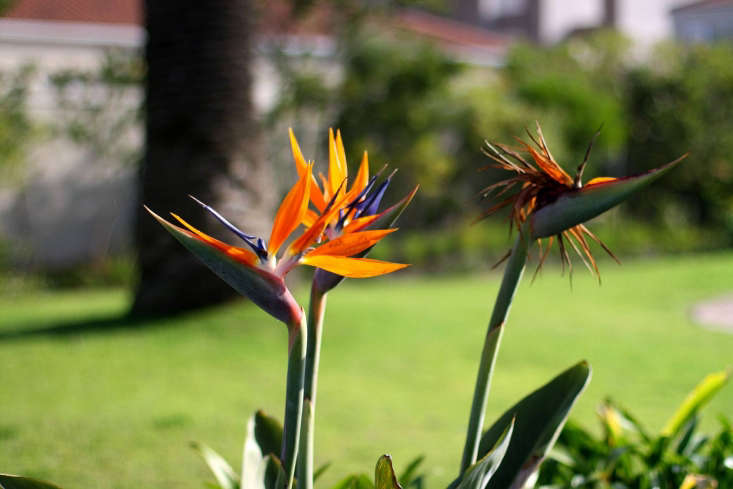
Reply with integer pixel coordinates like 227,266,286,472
132,0,275,316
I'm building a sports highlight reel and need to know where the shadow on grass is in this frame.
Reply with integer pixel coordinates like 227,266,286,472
0,312,172,342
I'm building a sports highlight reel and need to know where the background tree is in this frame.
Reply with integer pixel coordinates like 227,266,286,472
132,0,275,316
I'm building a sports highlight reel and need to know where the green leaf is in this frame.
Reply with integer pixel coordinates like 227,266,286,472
147,207,300,325
253,410,284,458
456,419,514,489
375,455,402,489
478,361,591,489
314,462,332,482
398,456,424,487
661,369,730,438
0,475,63,489
330,474,374,489
531,156,686,239
263,455,287,489
242,411,285,489
191,441,239,489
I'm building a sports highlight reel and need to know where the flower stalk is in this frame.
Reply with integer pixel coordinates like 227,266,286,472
460,228,530,473
282,313,307,489
296,284,328,489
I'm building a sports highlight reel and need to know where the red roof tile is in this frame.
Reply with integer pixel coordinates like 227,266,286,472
3,0,141,25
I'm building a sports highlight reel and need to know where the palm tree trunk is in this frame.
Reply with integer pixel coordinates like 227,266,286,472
132,0,274,316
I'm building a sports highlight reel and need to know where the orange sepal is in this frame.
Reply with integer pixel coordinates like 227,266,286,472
162,211,258,266
302,209,320,228
345,151,370,204
301,255,408,278
522,142,573,186
342,213,381,234
305,229,397,258
288,191,351,254
585,176,618,187
268,163,312,256
289,128,327,211
328,129,346,199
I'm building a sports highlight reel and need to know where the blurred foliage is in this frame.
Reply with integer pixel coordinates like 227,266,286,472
0,65,35,181
537,371,732,489
49,49,144,167
625,42,733,239
0,0,15,15
271,24,733,251
504,31,630,173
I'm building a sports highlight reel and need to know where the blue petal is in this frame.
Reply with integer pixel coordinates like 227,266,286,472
189,195,268,259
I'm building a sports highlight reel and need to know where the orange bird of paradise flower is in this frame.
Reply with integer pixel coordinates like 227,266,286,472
479,123,686,280
146,133,408,324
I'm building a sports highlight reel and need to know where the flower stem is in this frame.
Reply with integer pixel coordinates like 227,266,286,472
297,284,328,489
460,231,530,473
282,314,307,489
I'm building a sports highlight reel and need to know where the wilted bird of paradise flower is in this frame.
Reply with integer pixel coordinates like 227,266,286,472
146,130,410,328
478,123,687,279
289,128,419,293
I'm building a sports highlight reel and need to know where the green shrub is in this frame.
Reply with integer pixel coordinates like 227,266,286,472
538,371,732,489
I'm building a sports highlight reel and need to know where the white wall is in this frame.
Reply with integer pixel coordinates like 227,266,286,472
616,0,691,46
539,0,604,43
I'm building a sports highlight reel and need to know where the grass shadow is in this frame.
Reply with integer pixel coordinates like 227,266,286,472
0,311,183,342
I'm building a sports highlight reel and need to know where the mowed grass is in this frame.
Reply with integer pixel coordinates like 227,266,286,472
1,252,732,489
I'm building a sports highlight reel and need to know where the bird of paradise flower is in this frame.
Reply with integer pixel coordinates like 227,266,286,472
145,138,408,326
478,123,687,279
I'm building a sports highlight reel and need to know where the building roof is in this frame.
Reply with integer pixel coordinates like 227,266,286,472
671,0,733,14
394,9,511,65
3,0,141,25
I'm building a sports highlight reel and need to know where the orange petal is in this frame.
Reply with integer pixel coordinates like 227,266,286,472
268,163,312,255
161,210,257,266
302,209,319,228
289,128,327,211
328,128,346,199
319,172,331,201
345,150,370,203
289,191,351,255
342,213,381,234
522,142,573,186
585,176,618,187
301,255,408,278
305,229,397,258
336,129,348,177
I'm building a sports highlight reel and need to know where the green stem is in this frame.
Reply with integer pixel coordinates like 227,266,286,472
297,285,328,489
282,314,307,489
460,231,530,473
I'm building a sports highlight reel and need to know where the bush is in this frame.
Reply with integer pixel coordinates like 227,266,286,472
538,371,732,489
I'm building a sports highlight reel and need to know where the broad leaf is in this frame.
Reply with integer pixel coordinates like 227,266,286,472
191,442,239,489
456,420,514,489
478,361,591,489
375,455,402,489
263,455,286,489
661,369,729,438
243,411,285,489
0,475,62,489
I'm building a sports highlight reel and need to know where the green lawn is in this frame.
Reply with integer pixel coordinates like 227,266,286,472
1,252,732,489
